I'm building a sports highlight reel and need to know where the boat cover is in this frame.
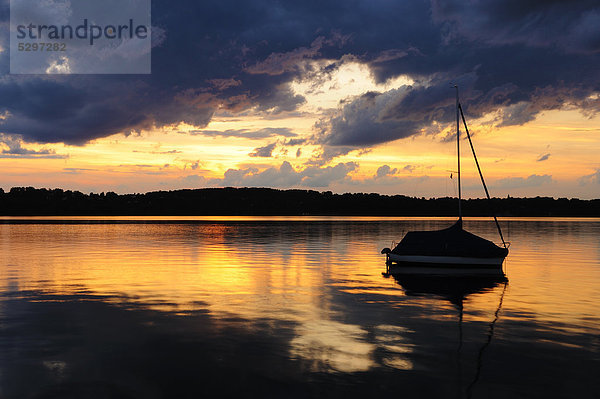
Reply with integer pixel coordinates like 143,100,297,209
392,220,508,259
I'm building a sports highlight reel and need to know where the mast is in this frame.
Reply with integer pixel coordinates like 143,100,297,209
458,103,507,248
455,85,462,224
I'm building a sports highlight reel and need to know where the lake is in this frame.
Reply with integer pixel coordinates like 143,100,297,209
1,217,599,398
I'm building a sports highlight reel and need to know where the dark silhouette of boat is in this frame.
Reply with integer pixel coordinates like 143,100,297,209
381,86,508,276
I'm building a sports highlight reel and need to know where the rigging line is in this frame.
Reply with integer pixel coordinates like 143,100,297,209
466,280,509,399
458,103,507,248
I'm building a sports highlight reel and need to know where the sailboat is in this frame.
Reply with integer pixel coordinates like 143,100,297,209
381,86,509,276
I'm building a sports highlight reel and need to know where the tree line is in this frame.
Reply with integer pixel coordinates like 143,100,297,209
0,186,598,216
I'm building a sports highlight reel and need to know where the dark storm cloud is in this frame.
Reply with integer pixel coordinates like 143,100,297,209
0,0,323,144
0,0,445,145
431,0,600,54
0,76,216,144
315,74,476,147
315,1,600,152
245,37,331,76
0,0,598,148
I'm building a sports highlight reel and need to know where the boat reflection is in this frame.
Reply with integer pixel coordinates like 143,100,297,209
388,274,508,308
385,273,508,399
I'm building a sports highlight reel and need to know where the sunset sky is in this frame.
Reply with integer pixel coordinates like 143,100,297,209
1,0,599,198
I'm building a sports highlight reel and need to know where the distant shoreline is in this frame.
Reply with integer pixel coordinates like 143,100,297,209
1,187,599,217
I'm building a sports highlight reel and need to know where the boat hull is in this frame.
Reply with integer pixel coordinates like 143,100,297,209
386,254,505,276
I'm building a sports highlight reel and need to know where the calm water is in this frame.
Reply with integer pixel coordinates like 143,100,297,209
1,217,599,398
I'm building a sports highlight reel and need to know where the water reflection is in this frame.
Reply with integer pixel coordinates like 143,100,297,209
388,274,509,399
1,218,599,398
390,274,507,308
0,291,304,399
374,324,414,371
290,319,374,373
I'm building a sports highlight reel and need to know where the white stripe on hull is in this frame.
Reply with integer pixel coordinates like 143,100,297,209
388,254,505,266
